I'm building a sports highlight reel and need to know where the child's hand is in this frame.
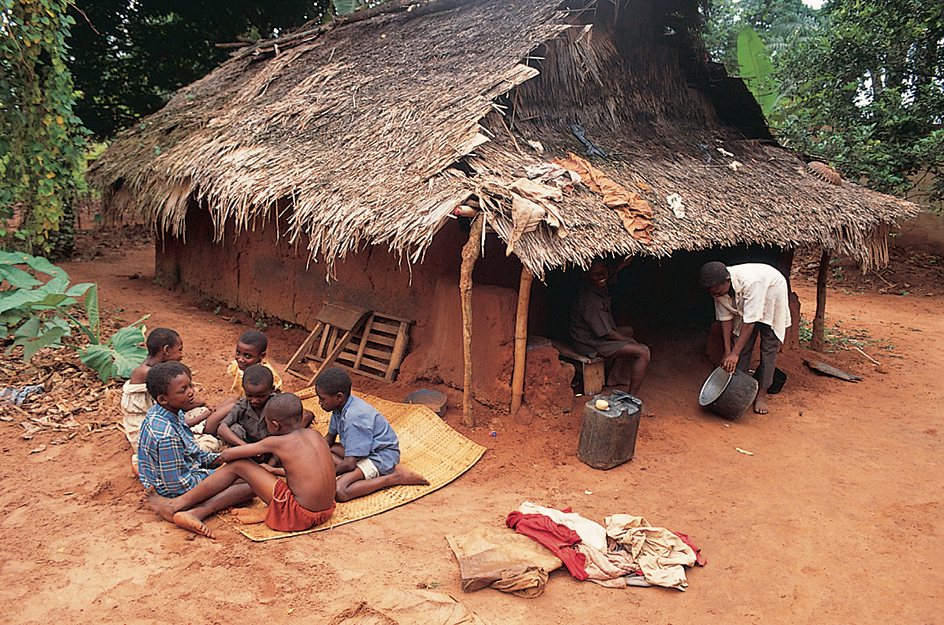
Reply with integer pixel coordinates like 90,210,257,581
262,464,286,477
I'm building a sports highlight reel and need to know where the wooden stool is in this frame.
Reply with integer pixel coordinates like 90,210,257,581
548,339,606,396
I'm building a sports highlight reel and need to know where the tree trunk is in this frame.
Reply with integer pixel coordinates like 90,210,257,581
811,249,829,352
510,266,533,415
459,215,483,427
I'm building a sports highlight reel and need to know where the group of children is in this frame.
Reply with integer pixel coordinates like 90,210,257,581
123,327,428,538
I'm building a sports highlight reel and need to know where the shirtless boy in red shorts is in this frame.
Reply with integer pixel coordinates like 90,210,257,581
146,393,335,538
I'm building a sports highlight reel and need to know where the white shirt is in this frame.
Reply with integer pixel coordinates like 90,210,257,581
714,263,791,343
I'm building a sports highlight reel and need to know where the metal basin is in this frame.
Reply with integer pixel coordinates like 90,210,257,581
698,367,758,420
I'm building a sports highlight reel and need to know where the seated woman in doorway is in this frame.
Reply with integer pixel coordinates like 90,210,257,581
569,257,653,416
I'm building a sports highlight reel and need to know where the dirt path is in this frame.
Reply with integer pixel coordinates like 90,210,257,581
1,238,941,624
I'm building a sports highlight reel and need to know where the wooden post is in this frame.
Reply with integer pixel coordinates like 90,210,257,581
460,215,483,427
510,266,533,415
811,248,829,352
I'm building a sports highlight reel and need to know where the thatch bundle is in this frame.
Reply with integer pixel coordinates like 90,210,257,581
89,0,917,279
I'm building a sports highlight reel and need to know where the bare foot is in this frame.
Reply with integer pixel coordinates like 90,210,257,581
145,486,178,522
231,506,269,525
389,465,430,487
173,510,216,539
754,397,769,414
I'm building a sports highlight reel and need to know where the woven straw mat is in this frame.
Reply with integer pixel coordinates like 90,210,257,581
217,388,486,541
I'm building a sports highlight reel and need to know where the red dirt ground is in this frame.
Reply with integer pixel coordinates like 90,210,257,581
1,231,941,624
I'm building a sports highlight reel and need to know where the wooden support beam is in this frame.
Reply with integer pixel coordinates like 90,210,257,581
510,266,533,415
812,248,830,352
459,215,483,428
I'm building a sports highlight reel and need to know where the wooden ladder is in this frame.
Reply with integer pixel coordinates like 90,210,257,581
285,302,412,385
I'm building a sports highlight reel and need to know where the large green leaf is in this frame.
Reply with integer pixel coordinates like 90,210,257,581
7,316,68,362
737,26,778,115
77,319,149,382
0,265,42,288
333,0,364,16
20,326,68,362
0,252,66,280
11,316,42,342
77,344,119,382
83,283,100,342
66,282,95,297
107,323,148,379
0,309,29,331
0,287,69,315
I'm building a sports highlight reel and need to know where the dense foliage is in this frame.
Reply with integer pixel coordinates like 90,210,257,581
68,0,330,139
0,0,88,254
704,0,944,206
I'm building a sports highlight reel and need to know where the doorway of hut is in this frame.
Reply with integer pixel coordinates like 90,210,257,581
531,245,791,395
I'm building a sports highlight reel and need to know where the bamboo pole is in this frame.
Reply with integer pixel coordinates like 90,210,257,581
510,266,533,415
811,248,830,352
459,215,483,427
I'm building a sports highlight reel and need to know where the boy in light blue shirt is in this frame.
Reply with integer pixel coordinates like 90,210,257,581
315,367,428,502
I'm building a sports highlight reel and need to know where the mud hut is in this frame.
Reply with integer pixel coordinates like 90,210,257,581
89,0,917,416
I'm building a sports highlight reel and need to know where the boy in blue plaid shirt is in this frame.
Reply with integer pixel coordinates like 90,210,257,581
138,362,253,509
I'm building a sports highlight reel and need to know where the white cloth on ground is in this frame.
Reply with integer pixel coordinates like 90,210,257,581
605,514,697,591
518,501,608,552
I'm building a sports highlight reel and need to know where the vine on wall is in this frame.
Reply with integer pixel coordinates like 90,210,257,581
0,0,88,254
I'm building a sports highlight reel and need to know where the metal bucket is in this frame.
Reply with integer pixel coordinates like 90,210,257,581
698,367,758,420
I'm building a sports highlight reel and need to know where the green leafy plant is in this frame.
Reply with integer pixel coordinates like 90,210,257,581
798,315,897,354
0,0,89,254
737,26,779,116
0,251,148,381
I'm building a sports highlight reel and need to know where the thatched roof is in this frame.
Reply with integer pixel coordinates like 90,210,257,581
89,0,917,279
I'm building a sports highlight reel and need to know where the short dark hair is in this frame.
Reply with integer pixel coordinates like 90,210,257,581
698,261,730,290
238,329,268,353
243,363,274,389
146,328,181,356
263,392,303,426
146,361,191,399
314,366,351,396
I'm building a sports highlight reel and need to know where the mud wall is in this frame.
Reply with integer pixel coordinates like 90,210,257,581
153,205,550,408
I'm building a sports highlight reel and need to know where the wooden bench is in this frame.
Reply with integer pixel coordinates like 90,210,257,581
547,338,606,396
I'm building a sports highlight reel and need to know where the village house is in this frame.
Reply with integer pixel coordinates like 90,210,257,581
89,0,916,417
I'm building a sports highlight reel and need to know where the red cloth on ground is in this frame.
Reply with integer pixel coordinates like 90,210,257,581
672,530,707,566
506,511,588,580
265,479,335,532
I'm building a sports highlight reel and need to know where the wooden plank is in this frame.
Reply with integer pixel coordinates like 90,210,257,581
357,354,390,372
386,321,410,381
314,302,370,330
361,333,396,348
316,324,332,360
549,338,596,364
308,316,369,385
583,361,606,395
284,321,323,379
357,345,393,362
338,365,387,383
368,319,401,335
353,314,375,370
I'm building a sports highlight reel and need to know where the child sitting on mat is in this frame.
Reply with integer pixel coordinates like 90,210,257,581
217,364,278,448
145,392,336,537
315,367,429,502
204,329,283,436
227,329,283,397
138,362,248,509
122,328,223,473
